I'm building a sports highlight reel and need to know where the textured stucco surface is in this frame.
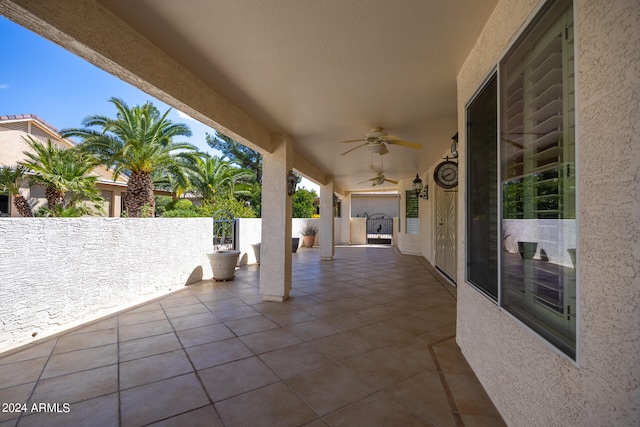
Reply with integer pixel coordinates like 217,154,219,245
260,135,293,301
456,0,640,426
0,218,212,352
350,194,399,219
235,218,332,265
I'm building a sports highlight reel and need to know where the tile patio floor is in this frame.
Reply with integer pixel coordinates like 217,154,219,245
0,246,505,427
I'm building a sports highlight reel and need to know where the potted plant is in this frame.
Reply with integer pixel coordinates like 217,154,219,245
207,210,241,281
207,248,240,281
300,224,318,248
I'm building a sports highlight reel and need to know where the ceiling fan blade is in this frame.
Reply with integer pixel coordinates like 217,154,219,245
386,139,423,149
385,179,399,184
341,142,369,156
357,178,375,185
339,138,366,144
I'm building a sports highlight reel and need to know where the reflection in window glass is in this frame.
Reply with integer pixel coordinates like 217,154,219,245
499,0,576,358
466,74,498,299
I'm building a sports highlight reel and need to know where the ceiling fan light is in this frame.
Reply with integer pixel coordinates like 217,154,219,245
367,144,386,154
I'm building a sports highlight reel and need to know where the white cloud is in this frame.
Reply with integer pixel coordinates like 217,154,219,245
0,84,9,89
176,110,195,121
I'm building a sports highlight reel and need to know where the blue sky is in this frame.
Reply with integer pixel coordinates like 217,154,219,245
0,17,218,152
0,17,318,191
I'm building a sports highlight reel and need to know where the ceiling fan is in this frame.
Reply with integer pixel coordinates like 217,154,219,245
340,127,422,156
358,171,399,187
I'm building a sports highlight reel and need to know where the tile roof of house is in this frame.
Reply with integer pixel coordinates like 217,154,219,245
1,114,129,185
0,114,62,136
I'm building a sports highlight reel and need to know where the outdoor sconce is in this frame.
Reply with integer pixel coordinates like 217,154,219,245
412,173,429,200
287,170,300,196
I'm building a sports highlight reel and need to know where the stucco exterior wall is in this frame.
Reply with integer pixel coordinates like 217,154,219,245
350,194,399,218
236,218,332,265
455,0,640,426
0,218,213,353
350,217,367,245
339,196,351,244
0,127,38,164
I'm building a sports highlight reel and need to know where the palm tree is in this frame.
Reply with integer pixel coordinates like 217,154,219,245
19,137,104,216
206,131,262,183
0,165,34,217
184,155,254,203
20,137,66,209
60,97,198,217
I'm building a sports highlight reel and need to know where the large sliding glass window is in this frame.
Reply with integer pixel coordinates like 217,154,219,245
467,74,498,299
466,0,576,359
500,0,575,358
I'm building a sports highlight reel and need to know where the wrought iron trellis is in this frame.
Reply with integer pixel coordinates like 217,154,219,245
212,209,236,251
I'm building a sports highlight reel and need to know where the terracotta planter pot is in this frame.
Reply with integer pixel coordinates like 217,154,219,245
207,250,240,281
303,235,316,248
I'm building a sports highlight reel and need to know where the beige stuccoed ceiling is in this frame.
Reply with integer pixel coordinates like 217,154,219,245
4,0,498,192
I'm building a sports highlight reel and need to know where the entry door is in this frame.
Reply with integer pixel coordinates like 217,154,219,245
434,185,457,282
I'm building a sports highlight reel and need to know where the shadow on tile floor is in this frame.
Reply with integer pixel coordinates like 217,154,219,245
0,246,505,427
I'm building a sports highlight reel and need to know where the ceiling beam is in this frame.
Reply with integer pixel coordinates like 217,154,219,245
293,150,327,186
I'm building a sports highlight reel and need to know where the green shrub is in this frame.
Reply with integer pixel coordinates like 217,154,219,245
197,197,256,218
155,195,173,211
292,188,317,218
162,209,199,218
36,205,85,217
167,199,194,211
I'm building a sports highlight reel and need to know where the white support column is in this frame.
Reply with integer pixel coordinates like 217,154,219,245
260,135,293,301
319,178,335,260
340,193,352,245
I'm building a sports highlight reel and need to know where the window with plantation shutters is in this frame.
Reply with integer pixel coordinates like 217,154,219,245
465,0,577,359
499,0,576,359
405,190,419,234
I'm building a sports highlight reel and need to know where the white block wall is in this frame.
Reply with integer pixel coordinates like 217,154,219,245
0,218,213,352
236,218,325,265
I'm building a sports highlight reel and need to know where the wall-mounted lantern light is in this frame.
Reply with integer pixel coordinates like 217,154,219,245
412,173,429,200
287,171,300,196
